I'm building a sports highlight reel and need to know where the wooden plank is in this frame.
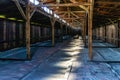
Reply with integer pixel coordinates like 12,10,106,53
25,0,31,59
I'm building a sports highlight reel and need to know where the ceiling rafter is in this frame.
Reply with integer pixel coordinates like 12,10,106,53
96,1,120,5
70,0,88,11
44,3,91,7
54,11,85,13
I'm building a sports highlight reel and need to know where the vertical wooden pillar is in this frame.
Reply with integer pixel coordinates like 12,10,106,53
26,0,31,59
118,20,120,47
84,26,87,46
81,25,84,39
13,22,16,47
66,26,68,35
50,18,55,46
3,20,7,49
19,23,22,45
88,0,94,60
68,27,70,36
60,23,63,42
83,16,87,46
104,25,106,42
115,23,118,46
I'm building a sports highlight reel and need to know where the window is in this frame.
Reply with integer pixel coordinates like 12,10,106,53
30,0,39,5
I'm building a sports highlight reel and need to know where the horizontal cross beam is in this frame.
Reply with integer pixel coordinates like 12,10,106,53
55,11,85,13
96,1,120,5
44,3,91,7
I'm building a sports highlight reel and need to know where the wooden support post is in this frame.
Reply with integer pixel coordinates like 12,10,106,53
115,23,118,47
68,27,70,36
3,20,7,49
82,19,85,41
105,25,107,42
88,0,94,60
66,26,68,35
13,22,16,47
60,23,63,42
50,18,55,47
84,16,87,46
96,28,98,39
25,0,31,59
118,20,120,47
81,25,84,39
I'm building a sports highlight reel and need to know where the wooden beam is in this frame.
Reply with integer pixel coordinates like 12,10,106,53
78,5,88,11
96,1,120,5
30,7,37,19
88,0,94,60
45,3,91,7
70,0,88,11
55,11,85,14
71,12,80,18
25,0,31,59
36,9,51,18
108,19,115,25
63,18,80,20
12,0,26,20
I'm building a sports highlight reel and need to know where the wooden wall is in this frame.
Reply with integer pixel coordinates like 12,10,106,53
0,19,55,51
93,21,119,47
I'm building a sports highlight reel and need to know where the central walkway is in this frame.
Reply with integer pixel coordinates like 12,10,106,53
22,38,84,80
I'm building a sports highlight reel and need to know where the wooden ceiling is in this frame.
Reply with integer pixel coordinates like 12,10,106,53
39,0,120,28
0,0,119,28
94,0,120,27
38,0,88,28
